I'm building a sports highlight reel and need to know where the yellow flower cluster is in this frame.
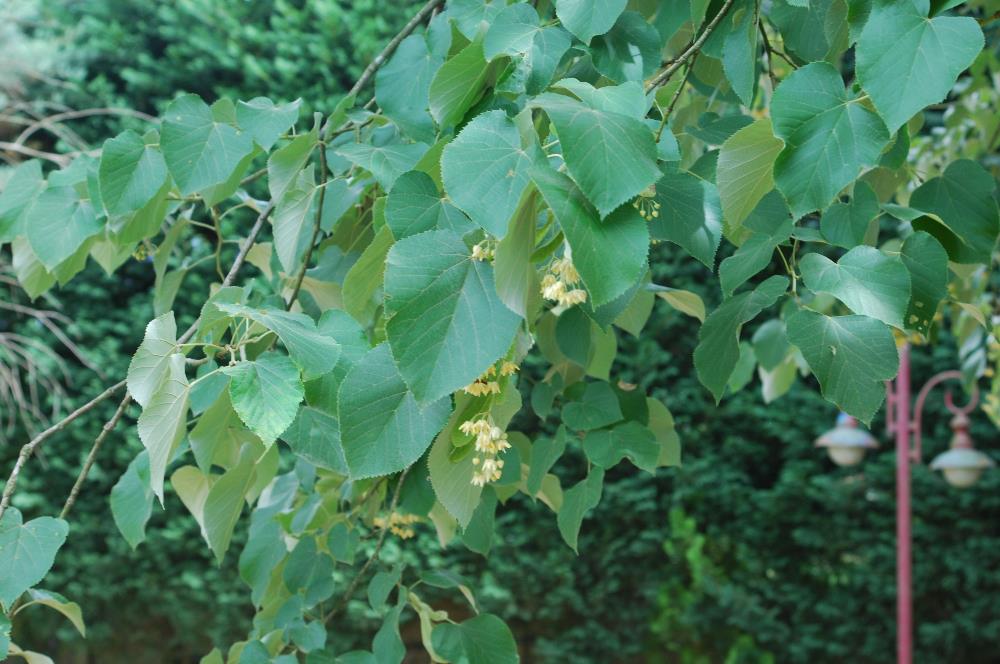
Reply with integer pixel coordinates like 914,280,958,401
632,196,661,220
471,242,495,261
541,257,587,307
459,417,512,487
373,512,421,539
462,361,519,396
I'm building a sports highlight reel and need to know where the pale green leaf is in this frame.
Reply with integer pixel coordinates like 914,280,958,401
591,11,662,83
432,614,519,664
484,3,540,59
11,237,55,299
786,310,899,423
722,1,759,106
272,164,317,275
376,35,442,142
562,382,623,431
429,39,500,129
335,142,429,190
137,353,190,501
652,286,706,322
799,246,911,329
223,352,304,448
0,161,44,244
204,444,257,563
583,421,659,473
343,225,393,324
820,181,880,249
526,427,568,498
385,171,472,240
717,119,783,234
267,127,318,204
127,311,178,409
21,589,85,637
24,185,101,270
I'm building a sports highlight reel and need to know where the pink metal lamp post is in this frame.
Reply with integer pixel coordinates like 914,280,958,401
815,343,994,664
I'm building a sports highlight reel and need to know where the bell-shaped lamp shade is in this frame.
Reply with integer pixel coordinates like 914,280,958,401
930,413,994,488
815,413,880,467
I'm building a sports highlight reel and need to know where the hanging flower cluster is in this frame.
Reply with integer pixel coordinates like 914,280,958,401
373,512,421,539
471,240,495,261
460,416,512,487
462,360,519,396
541,257,587,307
632,184,661,220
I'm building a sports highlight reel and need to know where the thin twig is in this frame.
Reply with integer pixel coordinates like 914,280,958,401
0,379,126,522
0,141,70,166
655,53,699,142
758,20,798,70
14,108,158,146
59,394,132,519
324,467,410,623
285,150,328,309
645,0,737,92
343,0,445,102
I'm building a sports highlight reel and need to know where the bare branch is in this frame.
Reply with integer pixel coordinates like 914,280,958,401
645,0,737,93
14,107,159,146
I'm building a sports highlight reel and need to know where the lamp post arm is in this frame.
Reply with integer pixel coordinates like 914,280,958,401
911,370,978,464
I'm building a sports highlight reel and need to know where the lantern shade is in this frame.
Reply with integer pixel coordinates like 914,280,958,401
930,448,994,488
815,413,879,467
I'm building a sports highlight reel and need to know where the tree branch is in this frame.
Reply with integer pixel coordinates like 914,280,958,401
343,0,446,102
285,149,328,310
59,394,132,519
324,467,410,623
645,0,737,92
0,379,126,522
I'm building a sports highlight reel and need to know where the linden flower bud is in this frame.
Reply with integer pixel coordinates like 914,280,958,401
500,361,519,376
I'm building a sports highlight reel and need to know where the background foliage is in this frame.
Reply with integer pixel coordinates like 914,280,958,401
2,0,999,663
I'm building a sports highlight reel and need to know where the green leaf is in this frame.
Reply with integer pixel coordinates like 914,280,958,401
652,286,706,322
752,319,790,372
557,467,605,553
98,130,169,215
717,119,784,235
484,3,540,59
722,1,760,107
583,421,659,473
385,170,472,240
591,11,662,83
533,166,648,306
127,311,179,409
786,310,899,423
900,231,948,336
11,237,55,299
0,160,44,244
368,567,402,613
137,353,190,501
694,276,788,401
272,164,317,275
161,94,254,195
719,193,793,297
441,110,540,237
215,304,340,380
799,246,911,329
908,159,999,265
236,97,301,151
525,27,573,95
376,35,442,143
110,451,155,550
650,170,723,269
22,589,85,637
268,127,318,205
203,443,256,563
282,407,347,474
335,142,429,190
24,185,101,270
555,0,627,43
338,344,450,479
343,225,393,323
493,188,539,317
856,0,984,133
432,614,519,664
462,487,498,556
384,229,521,403
428,416,483,528
563,382,623,431
526,427,568,498
223,353,304,448
535,93,659,218
0,509,68,608
429,39,500,129
820,181,880,249
771,62,889,216
283,537,335,607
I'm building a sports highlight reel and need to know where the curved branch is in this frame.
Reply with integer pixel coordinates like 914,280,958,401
14,107,159,146
645,0,737,92
59,393,132,519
